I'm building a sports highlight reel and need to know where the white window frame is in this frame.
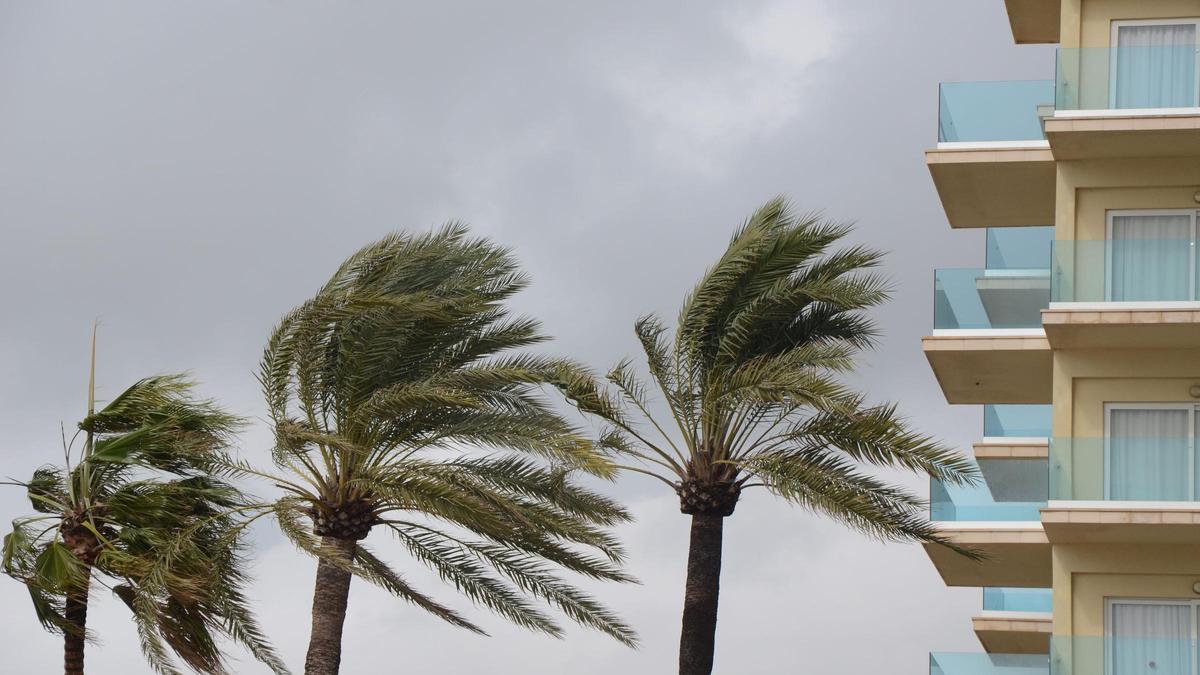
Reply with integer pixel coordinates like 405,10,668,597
1105,597,1200,675
1110,18,1200,109
1103,402,1198,500
1104,209,1200,301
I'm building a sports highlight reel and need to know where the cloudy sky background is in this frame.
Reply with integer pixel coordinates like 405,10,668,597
0,2,1055,672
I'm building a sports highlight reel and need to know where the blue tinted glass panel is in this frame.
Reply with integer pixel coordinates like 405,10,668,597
986,227,1054,270
983,588,1052,614
934,269,1049,330
939,80,1055,143
984,405,1052,438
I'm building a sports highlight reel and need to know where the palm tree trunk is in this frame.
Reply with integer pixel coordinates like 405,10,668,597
678,513,725,675
63,577,90,675
304,536,357,675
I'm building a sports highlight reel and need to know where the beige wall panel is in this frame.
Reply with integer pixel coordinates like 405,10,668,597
1077,0,1200,48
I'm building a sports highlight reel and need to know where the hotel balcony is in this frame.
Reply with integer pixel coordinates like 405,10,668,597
1045,436,1200,545
926,265,1051,404
1003,0,1060,45
925,462,1050,588
975,588,1053,654
929,81,1056,229
1045,239,1200,349
1048,45,1200,160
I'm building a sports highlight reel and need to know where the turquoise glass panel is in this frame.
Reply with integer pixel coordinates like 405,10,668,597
986,227,1054,271
938,81,1055,143
931,458,1047,522
984,405,1052,438
1051,239,1198,303
931,652,1048,675
1050,436,1200,502
1052,636,1196,675
983,588,1053,614
934,268,1050,329
1057,45,1200,111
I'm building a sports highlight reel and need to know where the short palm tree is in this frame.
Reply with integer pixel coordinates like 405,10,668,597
1,348,286,675
252,226,637,675
554,198,980,675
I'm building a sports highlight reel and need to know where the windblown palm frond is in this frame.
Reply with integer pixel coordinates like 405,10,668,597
2,374,288,675
555,197,980,551
244,224,637,667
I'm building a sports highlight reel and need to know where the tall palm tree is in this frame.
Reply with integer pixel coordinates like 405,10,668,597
1,342,286,675
554,198,980,675
251,226,637,675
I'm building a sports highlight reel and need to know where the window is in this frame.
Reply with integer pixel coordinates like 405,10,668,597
1108,599,1197,675
1105,210,1200,302
1105,404,1198,501
1111,19,1200,109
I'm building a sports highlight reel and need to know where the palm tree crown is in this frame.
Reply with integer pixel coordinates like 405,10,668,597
564,197,978,540
250,225,637,673
2,372,286,675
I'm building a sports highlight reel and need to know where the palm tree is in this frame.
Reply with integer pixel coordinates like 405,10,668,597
1,341,286,675
251,226,637,675
553,198,981,675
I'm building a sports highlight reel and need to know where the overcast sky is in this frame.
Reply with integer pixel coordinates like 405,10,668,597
0,2,1056,673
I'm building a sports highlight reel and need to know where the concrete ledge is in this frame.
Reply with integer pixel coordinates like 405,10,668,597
1045,113,1200,160
926,147,1056,229
974,612,1052,654
923,523,1050,587
1004,0,1061,44
923,333,1052,404
1043,306,1200,349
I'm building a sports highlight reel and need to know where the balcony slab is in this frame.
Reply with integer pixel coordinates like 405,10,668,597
924,523,1051,588
926,147,1056,229
1004,0,1061,45
974,439,1049,461
1045,113,1200,160
1043,502,1200,544
923,332,1052,404
1043,305,1200,349
974,612,1052,654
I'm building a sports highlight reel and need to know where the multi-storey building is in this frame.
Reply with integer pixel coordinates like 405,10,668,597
925,2,1200,673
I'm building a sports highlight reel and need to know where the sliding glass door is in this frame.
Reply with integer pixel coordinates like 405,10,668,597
1111,20,1200,109
1105,404,1197,501
1106,211,1198,301
1109,600,1197,675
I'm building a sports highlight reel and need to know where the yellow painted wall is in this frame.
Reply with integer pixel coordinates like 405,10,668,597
1062,0,1200,48
1054,160,1200,299
1052,349,1200,437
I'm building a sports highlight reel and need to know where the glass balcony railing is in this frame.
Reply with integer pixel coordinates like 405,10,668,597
1050,436,1200,502
985,405,1052,439
983,587,1053,614
1052,239,1200,303
935,268,1051,330
930,652,1048,675
932,458,1048,522
987,227,1055,271
1056,44,1200,112
1051,635,1199,675
938,636,1200,675
938,80,1056,143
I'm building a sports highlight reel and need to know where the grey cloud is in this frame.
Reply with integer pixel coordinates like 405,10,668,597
0,1,1053,672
